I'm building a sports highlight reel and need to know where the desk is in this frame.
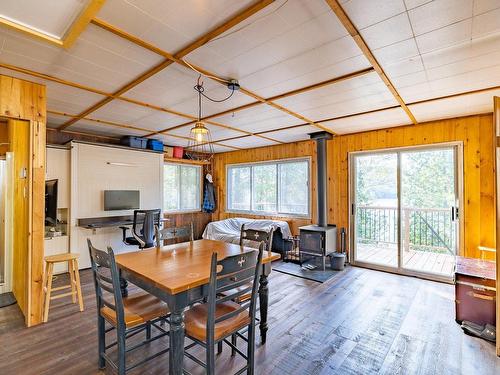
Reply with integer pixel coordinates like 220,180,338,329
115,239,280,375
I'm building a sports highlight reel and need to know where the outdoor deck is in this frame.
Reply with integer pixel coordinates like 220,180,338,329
356,243,455,277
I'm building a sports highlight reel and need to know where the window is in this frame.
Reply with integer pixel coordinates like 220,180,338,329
163,163,201,212
227,159,310,216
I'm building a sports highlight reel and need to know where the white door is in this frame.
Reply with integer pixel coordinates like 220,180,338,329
0,155,13,294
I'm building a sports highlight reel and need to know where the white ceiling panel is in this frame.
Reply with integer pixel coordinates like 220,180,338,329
274,72,397,119
125,64,219,111
343,0,406,29
0,25,158,93
372,38,420,66
0,0,88,39
362,13,413,50
408,0,473,36
472,7,500,38
415,19,472,54
400,63,500,103
241,55,371,99
210,105,304,133
47,114,68,128
218,135,280,149
259,125,318,143
239,41,368,98
130,111,185,132
409,89,500,122
70,119,146,137
322,107,411,134
92,100,158,124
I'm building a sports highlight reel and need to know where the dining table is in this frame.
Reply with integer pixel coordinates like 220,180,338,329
115,239,281,375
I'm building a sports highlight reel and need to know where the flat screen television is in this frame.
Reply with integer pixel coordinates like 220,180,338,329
104,190,140,211
45,179,58,225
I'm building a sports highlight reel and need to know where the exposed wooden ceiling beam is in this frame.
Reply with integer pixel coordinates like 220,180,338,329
91,12,337,136
63,0,107,49
58,0,276,130
0,61,283,143
149,67,375,136
48,110,242,150
0,0,105,48
324,0,418,125
47,127,120,141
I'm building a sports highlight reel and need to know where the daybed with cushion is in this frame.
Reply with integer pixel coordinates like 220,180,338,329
202,218,293,254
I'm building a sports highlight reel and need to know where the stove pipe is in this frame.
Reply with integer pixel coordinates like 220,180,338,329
310,131,333,227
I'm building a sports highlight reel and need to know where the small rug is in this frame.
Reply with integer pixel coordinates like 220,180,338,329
0,292,16,308
273,257,344,283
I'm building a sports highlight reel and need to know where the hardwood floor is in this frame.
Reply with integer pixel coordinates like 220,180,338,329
0,265,498,374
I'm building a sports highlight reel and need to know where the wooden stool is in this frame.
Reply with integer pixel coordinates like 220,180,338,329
43,253,84,323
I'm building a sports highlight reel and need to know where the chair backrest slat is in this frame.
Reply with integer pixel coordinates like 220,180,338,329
239,224,274,253
205,242,264,343
156,222,194,247
87,239,126,329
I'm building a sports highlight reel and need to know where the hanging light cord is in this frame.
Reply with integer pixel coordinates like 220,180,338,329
194,75,235,104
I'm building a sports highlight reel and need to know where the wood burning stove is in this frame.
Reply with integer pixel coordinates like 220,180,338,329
299,131,337,270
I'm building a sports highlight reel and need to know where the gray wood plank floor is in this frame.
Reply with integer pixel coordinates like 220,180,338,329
0,265,498,374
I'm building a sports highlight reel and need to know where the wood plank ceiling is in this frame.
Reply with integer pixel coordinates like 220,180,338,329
1,0,500,151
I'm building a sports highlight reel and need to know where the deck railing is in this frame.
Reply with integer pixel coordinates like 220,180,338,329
356,206,455,254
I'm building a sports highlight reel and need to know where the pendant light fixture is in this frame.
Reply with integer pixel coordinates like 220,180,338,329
185,75,240,161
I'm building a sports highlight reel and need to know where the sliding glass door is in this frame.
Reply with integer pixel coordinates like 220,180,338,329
351,145,461,281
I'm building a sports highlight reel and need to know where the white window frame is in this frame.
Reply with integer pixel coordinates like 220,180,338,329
163,162,202,213
226,157,311,218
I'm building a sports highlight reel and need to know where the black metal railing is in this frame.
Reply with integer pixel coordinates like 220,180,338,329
356,206,455,254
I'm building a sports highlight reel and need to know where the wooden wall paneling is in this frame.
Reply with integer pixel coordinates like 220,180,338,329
0,74,46,326
8,119,30,319
214,114,495,259
494,96,500,357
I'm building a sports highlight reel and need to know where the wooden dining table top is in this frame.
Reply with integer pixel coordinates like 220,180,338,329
115,239,281,295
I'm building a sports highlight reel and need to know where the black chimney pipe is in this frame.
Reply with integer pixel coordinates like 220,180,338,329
310,131,333,227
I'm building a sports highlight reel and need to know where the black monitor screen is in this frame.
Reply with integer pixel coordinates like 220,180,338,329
104,190,140,211
45,179,58,225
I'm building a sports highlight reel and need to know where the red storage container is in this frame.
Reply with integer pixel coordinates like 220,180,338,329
173,146,184,158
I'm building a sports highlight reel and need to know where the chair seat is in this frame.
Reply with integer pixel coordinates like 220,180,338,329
185,301,251,342
44,252,79,263
101,291,169,328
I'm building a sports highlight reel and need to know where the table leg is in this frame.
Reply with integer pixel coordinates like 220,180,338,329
169,308,186,375
258,273,269,344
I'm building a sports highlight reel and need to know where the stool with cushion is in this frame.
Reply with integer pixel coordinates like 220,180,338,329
183,243,264,375
87,239,170,375
43,252,84,323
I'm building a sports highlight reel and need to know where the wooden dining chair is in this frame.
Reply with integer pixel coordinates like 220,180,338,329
183,243,264,375
155,222,194,247
240,224,274,256
87,239,170,375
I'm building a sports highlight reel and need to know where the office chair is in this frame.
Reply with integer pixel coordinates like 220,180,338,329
120,209,161,249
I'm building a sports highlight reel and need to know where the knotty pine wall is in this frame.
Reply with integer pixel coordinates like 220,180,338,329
213,113,495,260
0,74,46,326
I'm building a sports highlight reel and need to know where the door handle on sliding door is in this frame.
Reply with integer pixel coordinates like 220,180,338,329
451,206,459,221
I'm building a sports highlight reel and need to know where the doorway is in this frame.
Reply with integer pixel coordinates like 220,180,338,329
350,144,462,282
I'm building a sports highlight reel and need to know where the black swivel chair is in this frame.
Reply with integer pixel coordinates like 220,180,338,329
120,209,161,249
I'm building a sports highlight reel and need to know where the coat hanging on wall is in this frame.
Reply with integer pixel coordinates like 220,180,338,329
202,173,216,213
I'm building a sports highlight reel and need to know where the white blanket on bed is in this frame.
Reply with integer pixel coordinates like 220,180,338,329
202,218,292,247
